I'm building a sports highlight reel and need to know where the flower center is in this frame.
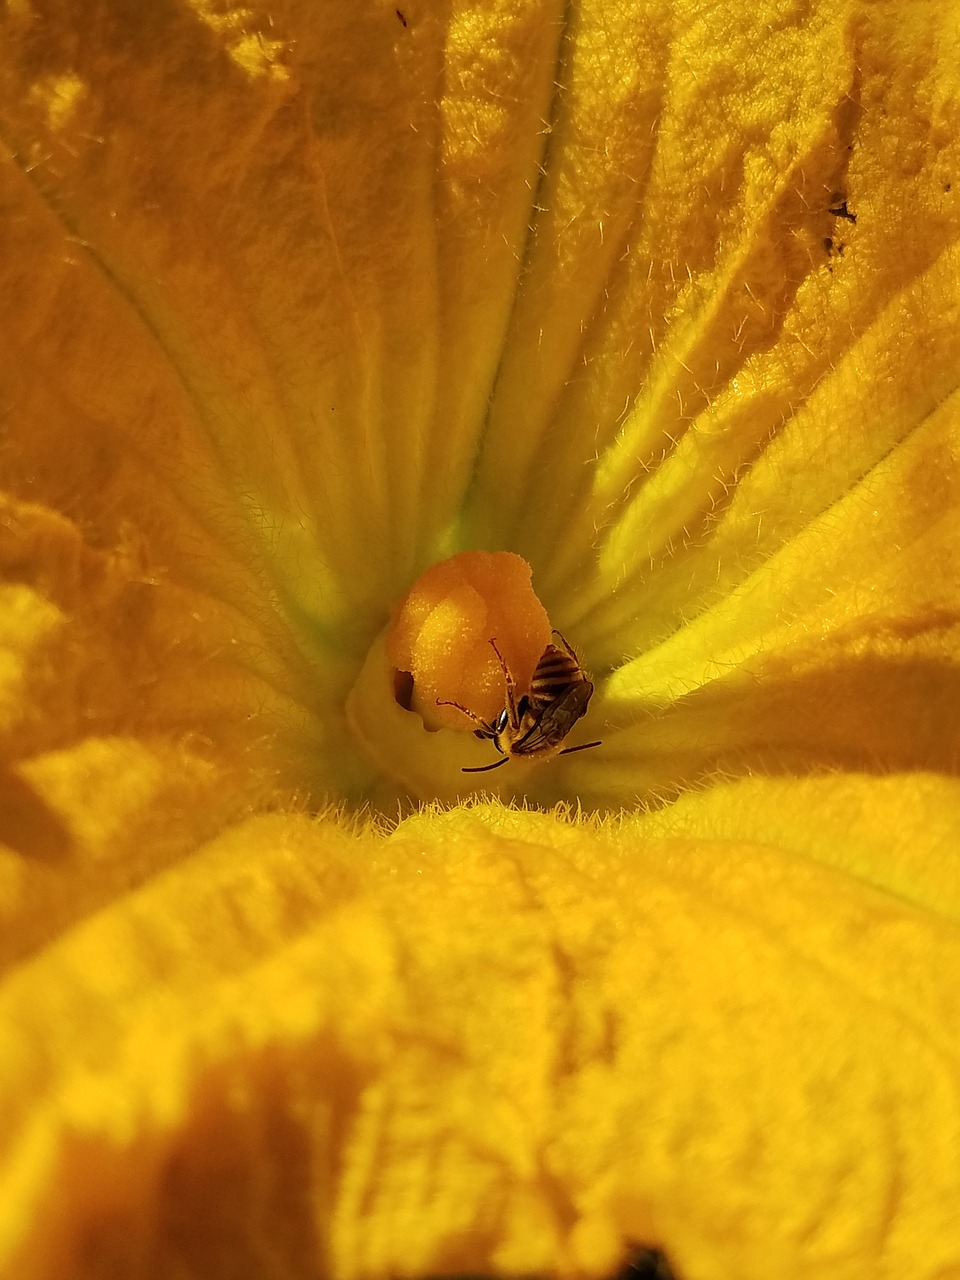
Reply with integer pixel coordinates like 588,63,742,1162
345,552,556,799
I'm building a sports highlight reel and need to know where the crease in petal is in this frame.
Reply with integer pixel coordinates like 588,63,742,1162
465,0,672,553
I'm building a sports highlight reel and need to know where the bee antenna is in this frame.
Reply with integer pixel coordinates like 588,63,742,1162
461,756,511,773
558,740,601,756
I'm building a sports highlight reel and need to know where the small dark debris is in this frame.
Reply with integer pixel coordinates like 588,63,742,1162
945,182,953,193
615,1245,679,1279
829,198,857,224
823,235,834,254
396,8,408,25
432,1244,679,1280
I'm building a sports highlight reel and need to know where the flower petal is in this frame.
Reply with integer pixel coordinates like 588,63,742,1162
2,779,960,1277
0,493,317,963
3,0,958,808
2,9,959,1275
574,391,960,810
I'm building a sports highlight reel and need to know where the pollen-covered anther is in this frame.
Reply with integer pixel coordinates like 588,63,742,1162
386,551,552,732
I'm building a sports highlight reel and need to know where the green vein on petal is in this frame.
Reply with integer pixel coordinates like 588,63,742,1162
423,0,569,563
465,0,673,552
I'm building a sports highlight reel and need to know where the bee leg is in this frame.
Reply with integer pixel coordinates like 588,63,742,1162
487,637,522,732
552,630,577,660
436,698,490,732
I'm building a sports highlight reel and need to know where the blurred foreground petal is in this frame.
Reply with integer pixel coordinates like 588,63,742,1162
2,777,959,1279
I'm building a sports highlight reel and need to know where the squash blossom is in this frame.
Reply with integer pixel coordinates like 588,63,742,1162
2,1,960,1277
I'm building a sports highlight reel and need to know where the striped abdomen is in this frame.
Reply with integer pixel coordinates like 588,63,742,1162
528,640,589,712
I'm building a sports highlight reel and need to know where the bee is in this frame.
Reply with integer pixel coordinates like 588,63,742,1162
438,632,601,773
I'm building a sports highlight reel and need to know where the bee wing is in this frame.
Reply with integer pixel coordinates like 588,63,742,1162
512,681,593,756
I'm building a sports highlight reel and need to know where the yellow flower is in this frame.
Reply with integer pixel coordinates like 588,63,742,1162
1,1,959,1277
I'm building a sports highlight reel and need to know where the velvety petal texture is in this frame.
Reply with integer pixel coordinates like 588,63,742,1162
4,781,960,1278
1,0,959,1277
5,778,960,1280
1,0,958,809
